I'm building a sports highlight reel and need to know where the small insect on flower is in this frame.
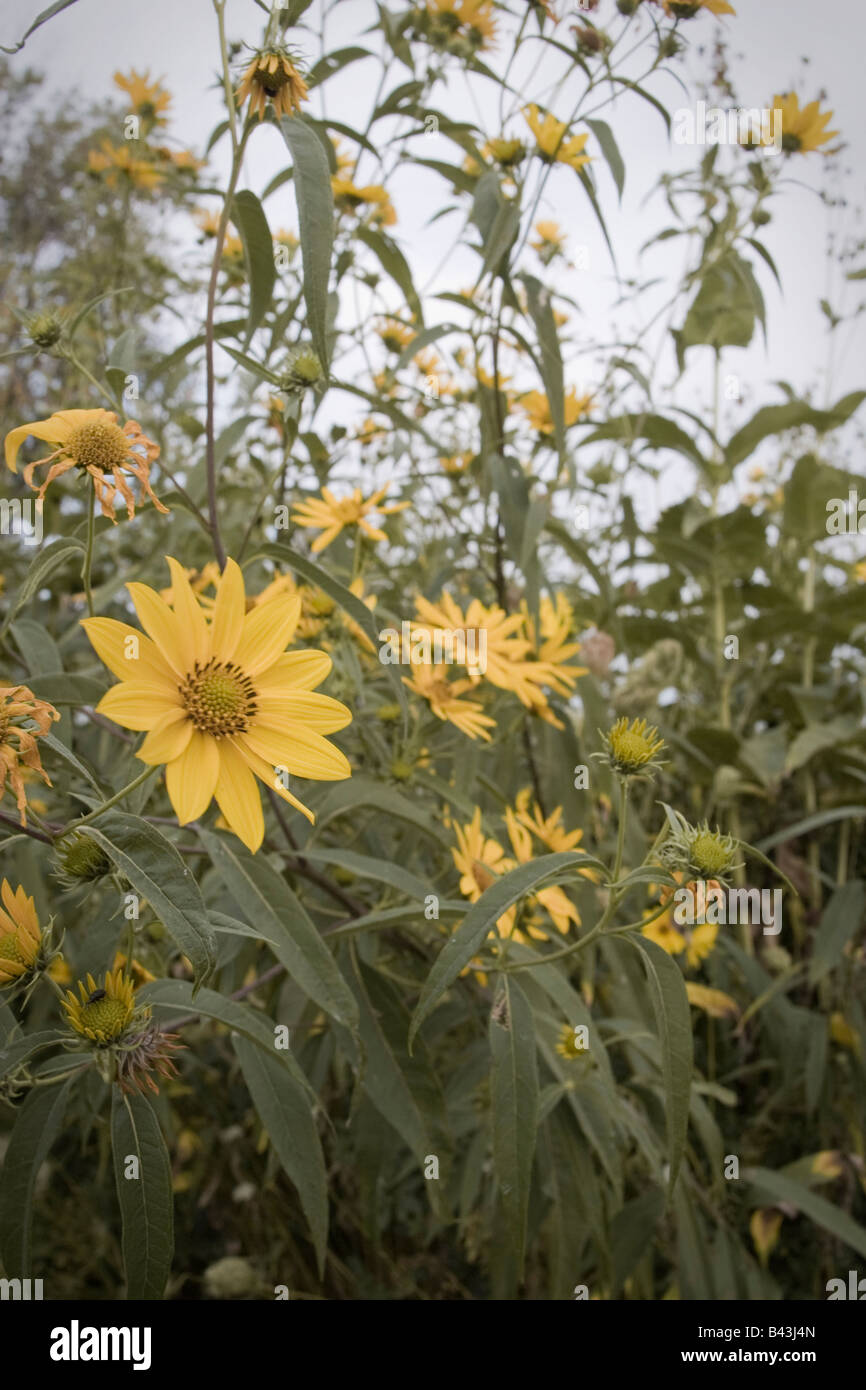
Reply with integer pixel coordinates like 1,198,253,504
86,988,107,1005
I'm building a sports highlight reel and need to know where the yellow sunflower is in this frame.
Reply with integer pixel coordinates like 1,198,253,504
331,177,397,227
663,0,735,15
88,141,165,190
769,92,839,155
63,969,136,1043
291,484,408,553
523,106,591,170
518,387,594,433
113,69,172,126
0,880,42,987
403,664,496,742
5,407,166,523
81,557,352,852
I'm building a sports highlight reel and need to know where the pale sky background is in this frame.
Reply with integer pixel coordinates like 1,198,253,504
3,0,865,523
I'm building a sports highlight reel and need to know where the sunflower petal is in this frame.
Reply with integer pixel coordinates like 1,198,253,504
214,739,264,852
126,582,189,677
81,616,176,686
254,650,332,692
240,724,350,780
136,708,193,765
166,557,209,667
165,730,220,824
210,558,246,663
96,681,182,731
233,596,301,676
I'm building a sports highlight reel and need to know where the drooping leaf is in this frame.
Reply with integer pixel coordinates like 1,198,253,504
111,1089,174,1300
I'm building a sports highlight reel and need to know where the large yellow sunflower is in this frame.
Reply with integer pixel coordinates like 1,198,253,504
81,557,352,852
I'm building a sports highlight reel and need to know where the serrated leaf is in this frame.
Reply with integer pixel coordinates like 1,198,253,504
111,1089,174,1300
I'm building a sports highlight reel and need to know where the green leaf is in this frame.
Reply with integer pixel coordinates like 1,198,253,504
314,775,450,845
408,852,588,1048
232,189,277,344
489,977,538,1271
785,717,859,774
519,273,565,461
756,806,866,853
279,116,334,368
233,1037,328,1277
307,46,372,89
139,978,315,1097
354,225,424,325
611,1186,666,1291
348,952,428,1158
83,813,216,989
622,935,693,1197
197,828,360,1037
252,540,408,719
0,1074,77,1275
295,846,431,902
724,392,866,467
0,537,84,638
744,1166,866,1260
808,882,865,985
111,1089,174,1300
0,1030,68,1081
585,118,625,199
39,732,104,795
0,0,82,54
581,413,704,467
470,171,519,280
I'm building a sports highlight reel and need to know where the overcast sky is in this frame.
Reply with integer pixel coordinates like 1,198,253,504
3,0,864,514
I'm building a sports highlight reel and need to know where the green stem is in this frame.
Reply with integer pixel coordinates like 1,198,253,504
64,764,158,832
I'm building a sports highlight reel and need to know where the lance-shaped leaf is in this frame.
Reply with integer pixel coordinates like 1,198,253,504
111,1089,174,1300
197,828,359,1040
233,1037,328,1277
408,851,592,1048
622,934,693,1197
744,1166,866,1260
489,976,538,1272
83,812,216,990
279,116,334,368
0,1074,77,1275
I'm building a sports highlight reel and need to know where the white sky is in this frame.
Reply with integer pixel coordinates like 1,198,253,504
4,0,865,515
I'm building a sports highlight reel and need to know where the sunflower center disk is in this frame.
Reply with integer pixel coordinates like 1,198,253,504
68,422,130,474
180,660,258,739
82,997,130,1038
0,933,24,965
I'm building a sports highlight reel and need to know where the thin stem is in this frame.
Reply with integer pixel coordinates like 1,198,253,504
64,764,158,832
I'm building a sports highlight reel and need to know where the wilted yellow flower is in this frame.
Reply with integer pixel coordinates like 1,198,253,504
236,50,308,121
829,1011,861,1054
523,105,591,170
81,557,352,851
768,92,839,155
5,407,166,523
292,484,408,553
685,982,738,1018
0,684,59,825
0,880,42,987
63,969,136,1043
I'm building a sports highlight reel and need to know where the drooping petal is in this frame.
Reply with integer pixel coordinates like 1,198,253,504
4,417,67,472
165,730,220,824
80,617,176,686
235,741,316,824
209,558,246,663
214,739,264,853
96,680,182,731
